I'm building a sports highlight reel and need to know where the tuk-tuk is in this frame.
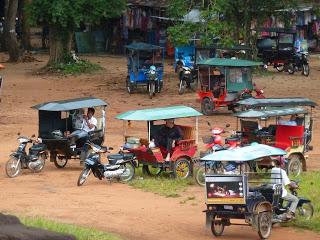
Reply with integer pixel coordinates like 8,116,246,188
115,105,202,178
197,58,264,115
234,97,317,176
31,97,108,168
256,28,296,71
125,42,164,99
202,143,312,239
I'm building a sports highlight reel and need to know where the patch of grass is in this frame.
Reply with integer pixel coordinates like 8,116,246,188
51,59,103,75
129,166,195,198
253,66,275,77
290,172,320,232
21,216,121,240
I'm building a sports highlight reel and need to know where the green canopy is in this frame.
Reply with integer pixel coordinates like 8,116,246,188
32,97,108,111
235,107,308,119
197,58,262,67
116,105,202,121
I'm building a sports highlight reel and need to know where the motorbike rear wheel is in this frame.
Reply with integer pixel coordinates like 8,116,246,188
275,64,285,72
257,212,272,239
5,156,22,178
297,202,314,220
302,64,310,77
178,79,186,95
211,216,225,236
287,63,295,74
77,168,91,186
119,162,135,182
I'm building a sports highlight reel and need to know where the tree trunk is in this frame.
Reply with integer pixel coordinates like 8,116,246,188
21,0,31,50
48,26,73,65
5,0,22,62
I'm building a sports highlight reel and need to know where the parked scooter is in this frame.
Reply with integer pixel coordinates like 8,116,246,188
77,141,136,186
195,123,242,186
178,66,197,95
146,65,161,99
6,133,47,178
287,52,310,76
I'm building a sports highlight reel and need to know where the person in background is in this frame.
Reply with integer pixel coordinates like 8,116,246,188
278,115,297,126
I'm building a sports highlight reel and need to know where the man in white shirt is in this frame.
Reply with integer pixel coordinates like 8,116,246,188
271,159,299,219
69,107,97,146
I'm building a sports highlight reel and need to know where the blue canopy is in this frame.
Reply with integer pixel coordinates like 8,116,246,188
197,58,263,67
125,42,162,51
201,144,286,162
236,97,317,107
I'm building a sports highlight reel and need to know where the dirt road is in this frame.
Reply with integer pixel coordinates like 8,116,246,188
0,53,319,240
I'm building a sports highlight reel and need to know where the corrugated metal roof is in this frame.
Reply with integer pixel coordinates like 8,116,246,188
32,97,108,111
127,0,168,8
234,107,308,119
237,97,317,107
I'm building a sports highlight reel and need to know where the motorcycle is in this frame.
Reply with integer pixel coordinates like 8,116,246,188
195,123,242,186
77,141,136,186
287,52,310,77
147,65,161,99
178,66,197,95
273,180,314,223
5,133,47,178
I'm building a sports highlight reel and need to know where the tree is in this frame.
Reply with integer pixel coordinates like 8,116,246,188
28,0,126,65
5,0,22,62
167,0,297,53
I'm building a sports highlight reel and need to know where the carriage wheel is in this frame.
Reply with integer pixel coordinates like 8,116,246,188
257,212,272,239
173,158,191,179
287,154,303,177
275,64,285,72
211,215,225,237
53,154,68,168
287,63,295,74
201,98,214,115
142,165,162,176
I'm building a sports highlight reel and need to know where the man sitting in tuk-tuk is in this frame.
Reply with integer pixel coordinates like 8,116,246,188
154,119,183,161
271,158,299,219
69,107,97,147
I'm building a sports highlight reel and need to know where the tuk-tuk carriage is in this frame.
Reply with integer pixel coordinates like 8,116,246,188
197,58,264,115
234,97,317,176
31,97,108,168
256,28,296,72
202,143,313,239
115,105,202,178
125,42,164,98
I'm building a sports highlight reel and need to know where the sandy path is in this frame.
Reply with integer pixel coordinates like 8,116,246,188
0,53,319,240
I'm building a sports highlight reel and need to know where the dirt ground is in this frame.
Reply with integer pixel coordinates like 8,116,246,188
0,53,320,240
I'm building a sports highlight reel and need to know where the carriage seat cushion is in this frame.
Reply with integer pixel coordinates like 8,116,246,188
107,153,135,161
274,125,304,150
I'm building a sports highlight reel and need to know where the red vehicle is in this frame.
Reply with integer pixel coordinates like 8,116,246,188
115,105,202,179
197,58,265,115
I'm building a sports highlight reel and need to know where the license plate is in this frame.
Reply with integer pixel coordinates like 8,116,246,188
224,205,233,210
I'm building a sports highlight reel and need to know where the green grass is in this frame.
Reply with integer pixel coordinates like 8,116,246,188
128,166,195,198
289,171,320,232
21,216,121,240
49,59,103,75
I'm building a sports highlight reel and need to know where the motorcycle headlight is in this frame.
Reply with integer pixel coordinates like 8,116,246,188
260,89,264,94
37,138,42,143
185,71,191,74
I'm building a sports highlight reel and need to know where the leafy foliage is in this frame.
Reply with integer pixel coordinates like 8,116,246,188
49,58,103,75
27,0,126,30
167,0,297,48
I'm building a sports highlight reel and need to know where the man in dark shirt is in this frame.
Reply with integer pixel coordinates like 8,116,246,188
154,119,183,161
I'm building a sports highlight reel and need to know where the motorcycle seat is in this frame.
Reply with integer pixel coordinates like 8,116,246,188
107,153,135,160
104,164,119,170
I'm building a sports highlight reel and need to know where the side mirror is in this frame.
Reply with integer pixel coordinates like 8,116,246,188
32,134,36,138
226,124,230,128
108,147,114,151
